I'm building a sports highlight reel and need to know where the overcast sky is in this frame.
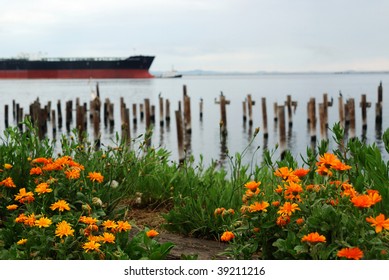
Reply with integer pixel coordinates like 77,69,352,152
1,0,388,72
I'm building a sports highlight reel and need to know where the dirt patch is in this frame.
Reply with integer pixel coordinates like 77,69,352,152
126,207,229,260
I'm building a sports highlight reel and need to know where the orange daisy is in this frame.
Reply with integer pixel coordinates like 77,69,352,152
244,181,261,191
50,200,71,212
146,229,159,238
0,177,16,188
366,213,389,233
301,232,326,243
249,201,270,213
337,247,364,260
35,182,53,195
220,231,235,242
277,202,301,216
351,194,373,208
87,172,104,183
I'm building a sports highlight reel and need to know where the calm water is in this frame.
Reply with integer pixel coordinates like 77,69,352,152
0,73,388,167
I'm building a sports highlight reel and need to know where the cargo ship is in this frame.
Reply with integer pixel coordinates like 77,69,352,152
0,55,155,79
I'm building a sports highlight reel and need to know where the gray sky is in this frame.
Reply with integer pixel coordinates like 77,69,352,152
1,0,388,72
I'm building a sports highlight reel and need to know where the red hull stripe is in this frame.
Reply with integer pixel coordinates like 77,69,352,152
0,69,153,79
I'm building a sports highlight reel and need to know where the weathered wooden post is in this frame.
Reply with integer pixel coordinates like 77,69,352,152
139,103,144,122
151,105,156,124
57,100,63,129
175,110,185,164
52,110,57,135
165,99,171,126
4,105,9,128
159,96,164,127
65,100,73,132
247,94,254,126
338,94,345,127
262,97,268,139
308,98,317,142
273,102,278,122
360,94,371,131
348,98,356,138
217,94,230,137
144,98,151,129
285,95,293,127
132,103,137,126
242,100,247,123
278,105,287,158
183,87,192,134
199,98,203,121
375,81,383,125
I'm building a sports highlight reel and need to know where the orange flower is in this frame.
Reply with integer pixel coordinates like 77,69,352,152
14,188,35,204
30,167,43,175
274,167,299,182
276,215,291,227
293,168,309,178
83,240,101,252
296,218,305,225
102,220,118,231
50,200,71,212
17,238,28,245
65,167,81,180
24,214,36,227
87,172,104,183
367,190,382,205
116,221,132,232
284,181,303,200
35,217,52,228
316,153,340,168
79,216,98,225
332,161,352,171
6,204,18,210
4,163,13,169
272,201,280,207
244,181,261,191
337,247,364,260
366,213,389,233
146,229,159,238
275,185,284,194
100,232,115,243
301,232,326,243
220,231,235,242
277,202,301,216
316,164,333,177
35,182,53,195
249,201,269,213
351,194,373,208
15,213,27,223
32,157,51,165
55,220,75,238
0,177,16,188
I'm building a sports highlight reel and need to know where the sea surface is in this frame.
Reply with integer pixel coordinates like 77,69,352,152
0,73,388,168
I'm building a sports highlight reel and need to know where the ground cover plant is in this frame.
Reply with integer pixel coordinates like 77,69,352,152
1,119,389,260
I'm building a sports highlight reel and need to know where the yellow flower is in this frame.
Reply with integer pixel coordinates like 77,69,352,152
50,200,71,212
35,182,53,195
55,220,75,238
366,213,389,233
277,202,301,216
17,239,28,245
100,232,115,243
87,172,104,183
301,232,326,243
249,201,270,213
35,217,52,228
83,240,101,252
220,231,235,242
146,229,159,238
4,163,13,169
6,204,18,210
102,220,118,231
79,216,98,225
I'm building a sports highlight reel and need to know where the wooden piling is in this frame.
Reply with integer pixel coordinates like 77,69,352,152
338,95,344,127
308,98,316,142
57,100,63,129
4,105,9,128
132,103,137,125
199,98,203,121
144,98,151,129
247,94,254,126
242,100,247,123
360,94,370,131
262,97,268,138
175,110,185,164
52,110,57,135
220,94,228,136
348,98,356,138
273,102,278,122
183,91,191,134
159,96,164,126
140,103,144,122
108,103,114,130
286,95,293,127
165,99,171,125
65,100,73,132
375,81,383,125
278,105,287,158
